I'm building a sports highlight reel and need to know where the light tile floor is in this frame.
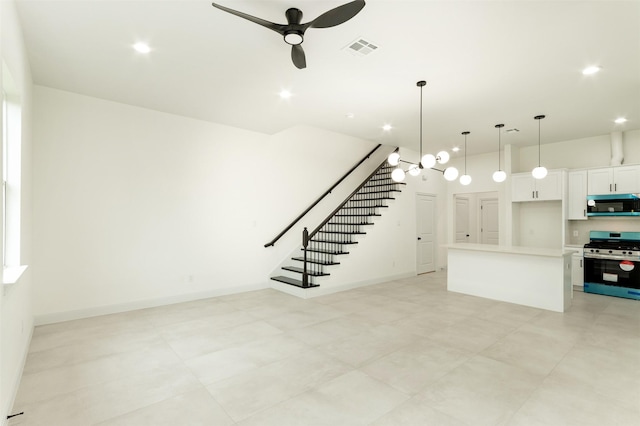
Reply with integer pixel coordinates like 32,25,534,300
9,272,640,425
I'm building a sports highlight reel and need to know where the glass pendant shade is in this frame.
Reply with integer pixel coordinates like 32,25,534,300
443,167,459,181
408,164,421,176
391,167,406,182
436,151,450,164
493,170,507,182
460,174,472,185
388,152,400,166
532,166,548,179
421,154,436,169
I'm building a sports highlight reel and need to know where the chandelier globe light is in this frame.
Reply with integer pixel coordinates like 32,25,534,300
443,167,459,181
436,151,450,164
391,167,406,182
388,152,400,166
492,123,507,183
532,115,548,180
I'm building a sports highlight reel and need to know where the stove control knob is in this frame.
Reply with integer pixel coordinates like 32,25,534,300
595,249,600,253
609,250,613,254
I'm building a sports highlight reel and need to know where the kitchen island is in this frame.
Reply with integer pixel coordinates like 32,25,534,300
446,243,573,312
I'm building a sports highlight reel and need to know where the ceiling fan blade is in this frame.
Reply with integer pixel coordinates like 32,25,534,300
309,0,366,29
291,44,307,69
211,2,285,35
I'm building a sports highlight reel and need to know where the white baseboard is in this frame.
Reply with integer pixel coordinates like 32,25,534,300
2,325,33,426
34,282,270,326
270,271,416,299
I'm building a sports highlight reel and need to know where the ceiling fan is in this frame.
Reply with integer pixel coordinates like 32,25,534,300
211,0,366,69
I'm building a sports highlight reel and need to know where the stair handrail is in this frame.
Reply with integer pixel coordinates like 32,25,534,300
264,144,383,247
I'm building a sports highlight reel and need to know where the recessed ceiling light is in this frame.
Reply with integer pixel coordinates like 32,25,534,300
382,124,392,131
452,147,460,152
279,90,292,99
614,117,627,124
133,42,151,54
346,113,355,119
582,65,601,75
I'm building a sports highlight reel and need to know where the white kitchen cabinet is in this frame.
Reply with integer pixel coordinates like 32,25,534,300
571,252,584,288
567,170,588,220
512,170,563,202
587,165,640,195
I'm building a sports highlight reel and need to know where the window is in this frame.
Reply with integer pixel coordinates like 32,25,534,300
2,62,26,285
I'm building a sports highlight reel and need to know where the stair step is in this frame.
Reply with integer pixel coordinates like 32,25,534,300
303,247,349,255
292,257,340,265
319,230,366,235
348,199,394,203
354,189,401,195
271,276,320,288
310,239,359,245
335,213,381,217
341,206,388,210
327,222,373,226
282,266,330,276
364,182,406,188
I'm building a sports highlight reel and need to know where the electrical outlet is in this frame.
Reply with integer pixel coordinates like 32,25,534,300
573,230,579,237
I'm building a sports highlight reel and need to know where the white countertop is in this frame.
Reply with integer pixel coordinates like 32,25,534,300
445,243,573,258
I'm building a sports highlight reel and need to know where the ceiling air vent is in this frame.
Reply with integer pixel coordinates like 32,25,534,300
344,38,379,56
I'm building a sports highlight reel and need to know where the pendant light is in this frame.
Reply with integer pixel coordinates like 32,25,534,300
492,124,507,182
459,131,472,185
531,115,548,179
388,80,454,182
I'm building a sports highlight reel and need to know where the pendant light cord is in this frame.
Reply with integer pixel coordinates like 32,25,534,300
538,118,541,167
534,115,545,167
495,123,504,171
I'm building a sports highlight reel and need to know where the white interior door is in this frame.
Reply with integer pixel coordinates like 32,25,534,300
455,196,470,243
481,198,499,245
416,193,436,274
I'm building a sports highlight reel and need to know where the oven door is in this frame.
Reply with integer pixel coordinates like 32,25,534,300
584,253,640,299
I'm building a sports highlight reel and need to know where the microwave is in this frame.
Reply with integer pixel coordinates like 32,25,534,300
587,194,640,216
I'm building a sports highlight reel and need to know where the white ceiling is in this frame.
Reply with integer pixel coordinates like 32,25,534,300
15,0,640,157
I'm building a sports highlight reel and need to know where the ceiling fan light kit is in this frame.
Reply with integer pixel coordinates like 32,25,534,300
211,0,366,69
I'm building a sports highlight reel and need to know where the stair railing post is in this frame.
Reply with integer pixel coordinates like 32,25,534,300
302,227,309,288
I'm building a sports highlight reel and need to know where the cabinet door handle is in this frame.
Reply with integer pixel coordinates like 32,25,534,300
610,183,612,192
580,259,582,267
584,209,586,217
615,183,617,191
536,190,539,198
532,191,535,198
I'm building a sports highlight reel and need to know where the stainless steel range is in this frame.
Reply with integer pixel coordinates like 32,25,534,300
583,231,640,300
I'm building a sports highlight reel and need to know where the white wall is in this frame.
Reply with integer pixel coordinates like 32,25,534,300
446,151,510,246
32,86,391,323
0,0,34,422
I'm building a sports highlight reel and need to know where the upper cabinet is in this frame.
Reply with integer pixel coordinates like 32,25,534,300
567,170,588,220
512,170,563,202
587,165,640,195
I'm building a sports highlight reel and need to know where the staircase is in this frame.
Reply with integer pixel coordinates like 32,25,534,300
271,162,405,288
